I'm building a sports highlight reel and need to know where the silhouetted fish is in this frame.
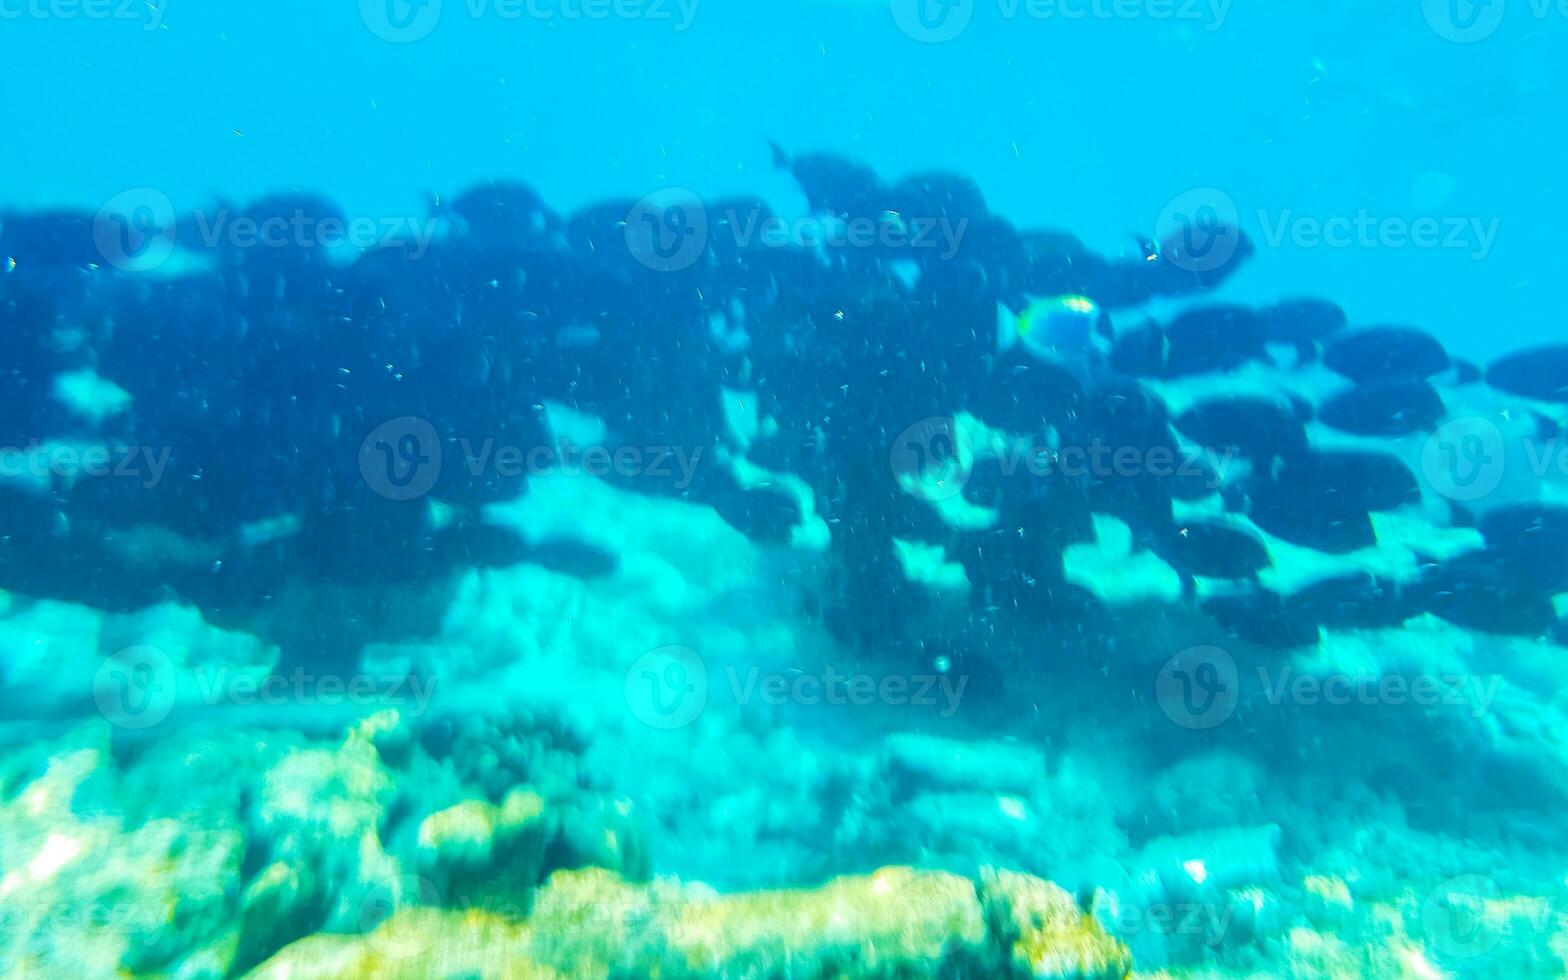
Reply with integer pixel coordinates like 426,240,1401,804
1318,380,1446,436
1487,345,1568,403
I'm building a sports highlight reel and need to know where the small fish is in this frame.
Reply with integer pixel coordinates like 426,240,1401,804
997,295,1102,359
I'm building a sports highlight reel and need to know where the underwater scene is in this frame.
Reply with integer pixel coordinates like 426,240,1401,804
3,1,1568,977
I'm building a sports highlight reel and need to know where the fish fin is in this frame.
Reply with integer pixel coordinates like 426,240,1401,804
767,140,791,170
1095,308,1116,343
1294,339,1320,364
1533,411,1562,441
1452,359,1483,385
1129,233,1161,263
996,301,1018,356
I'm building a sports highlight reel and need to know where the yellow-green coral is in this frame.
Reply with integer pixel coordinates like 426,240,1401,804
983,869,1134,979
248,865,1130,979
246,907,557,980
417,788,554,910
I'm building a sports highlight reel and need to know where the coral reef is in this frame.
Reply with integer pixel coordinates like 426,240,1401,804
248,865,1131,979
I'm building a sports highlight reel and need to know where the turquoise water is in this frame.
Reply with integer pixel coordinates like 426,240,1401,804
2,2,1568,977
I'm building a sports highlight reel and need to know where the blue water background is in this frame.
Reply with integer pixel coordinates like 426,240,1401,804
2,1,1563,358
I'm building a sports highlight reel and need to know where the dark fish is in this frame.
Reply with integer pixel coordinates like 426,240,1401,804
889,171,988,222
1262,297,1347,362
1107,322,1167,376
1149,225,1257,295
1487,345,1568,403
1174,397,1308,461
447,180,559,247
769,142,888,218
1324,326,1452,383
1157,521,1271,579
1477,505,1568,591
0,209,101,268
239,192,347,230
1276,451,1421,513
1285,573,1415,630
1413,550,1559,636
1244,462,1378,554
1318,380,1446,436
1162,305,1273,377
1202,589,1320,649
